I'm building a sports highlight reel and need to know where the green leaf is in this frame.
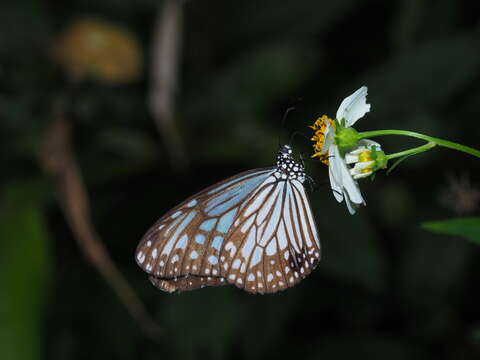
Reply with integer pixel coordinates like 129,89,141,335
422,217,480,244
0,183,50,360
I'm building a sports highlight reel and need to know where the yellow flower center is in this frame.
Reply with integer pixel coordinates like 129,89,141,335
358,151,372,162
358,150,374,173
310,115,335,165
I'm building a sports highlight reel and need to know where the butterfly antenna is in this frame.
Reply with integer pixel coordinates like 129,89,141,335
289,131,310,150
300,151,319,163
278,107,296,147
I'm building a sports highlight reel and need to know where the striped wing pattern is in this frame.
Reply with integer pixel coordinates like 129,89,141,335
221,175,320,293
135,145,321,294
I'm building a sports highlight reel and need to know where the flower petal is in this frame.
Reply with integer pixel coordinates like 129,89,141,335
321,122,335,153
358,139,381,150
344,192,357,215
335,146,364,205
336,86,371,127
328,146,344,202
352,172,372,180
345,153,359,164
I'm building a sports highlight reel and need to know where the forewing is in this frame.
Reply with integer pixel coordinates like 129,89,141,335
135,168,275,292
220,176,321,294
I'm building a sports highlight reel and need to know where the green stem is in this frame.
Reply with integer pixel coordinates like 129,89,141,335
359,129,480,158
386,142,436,160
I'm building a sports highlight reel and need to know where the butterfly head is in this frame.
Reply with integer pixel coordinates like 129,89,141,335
276,145,306,182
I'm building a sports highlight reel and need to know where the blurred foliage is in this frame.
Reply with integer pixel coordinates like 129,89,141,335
1,0,480,359
0,182,50,360
423,217,480,244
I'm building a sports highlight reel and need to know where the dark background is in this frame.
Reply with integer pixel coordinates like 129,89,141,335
1,1,480,359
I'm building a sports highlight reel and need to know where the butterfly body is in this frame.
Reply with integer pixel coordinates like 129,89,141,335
135,145,321,294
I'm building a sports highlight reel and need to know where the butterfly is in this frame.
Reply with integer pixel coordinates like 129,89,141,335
135,144,320,294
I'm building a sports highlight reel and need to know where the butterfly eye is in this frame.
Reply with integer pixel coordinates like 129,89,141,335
136,146,320,294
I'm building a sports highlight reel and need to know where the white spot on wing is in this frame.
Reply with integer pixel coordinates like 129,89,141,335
225,242,237,257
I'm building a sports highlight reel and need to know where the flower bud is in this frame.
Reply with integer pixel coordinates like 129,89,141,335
345,140,386,179
335,126,359,153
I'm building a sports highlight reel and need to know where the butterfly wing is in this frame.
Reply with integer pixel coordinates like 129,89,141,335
135,168,275,292
220,175,321,294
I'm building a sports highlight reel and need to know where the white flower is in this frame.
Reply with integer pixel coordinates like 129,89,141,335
345,140,383,180
323,86,371,214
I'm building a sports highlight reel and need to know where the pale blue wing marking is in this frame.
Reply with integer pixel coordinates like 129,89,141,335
208,255,219,265
175,234,188,249
206,170,271,195
186,199,198,207
205,170,274,216
205,187,243,214
176,211,197,234
216,208,238,233
162,211,196,254
165,214,185,235
211,236,224,251
200,218,217,231
171,210,182,218
195,234,206,244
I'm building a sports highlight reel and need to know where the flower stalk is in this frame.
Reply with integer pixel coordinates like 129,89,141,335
358,129,480,158
386,142,436,161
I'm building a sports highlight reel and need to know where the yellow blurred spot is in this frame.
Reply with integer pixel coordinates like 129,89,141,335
53,18,142,84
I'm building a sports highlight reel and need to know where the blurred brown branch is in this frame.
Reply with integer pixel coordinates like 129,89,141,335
41,104,161,339
149,0,189,173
